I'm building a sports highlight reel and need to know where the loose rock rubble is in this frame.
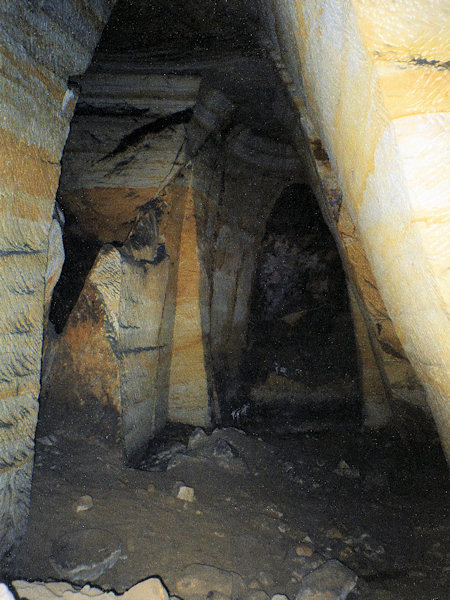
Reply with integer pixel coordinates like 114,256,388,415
8,425,449,600
6,577,169,599
141,429,249,474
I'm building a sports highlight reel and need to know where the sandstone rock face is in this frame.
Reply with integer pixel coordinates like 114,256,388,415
58,63,201,244
190,107,304,412
262,0,449,456
41,200,170,460
2,1,448,565
167,172,210,426
43,62,305,440
11,576,170,600
0,0,116,558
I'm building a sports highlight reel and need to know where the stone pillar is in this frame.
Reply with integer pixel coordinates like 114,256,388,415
168,172,210,426
191,122,304,415
261,0,449,458
347,285,391,427
0,0,116,555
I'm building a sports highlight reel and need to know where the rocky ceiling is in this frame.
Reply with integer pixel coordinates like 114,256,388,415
95,0,261,57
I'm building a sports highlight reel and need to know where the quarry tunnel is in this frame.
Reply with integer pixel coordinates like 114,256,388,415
0,1,449,599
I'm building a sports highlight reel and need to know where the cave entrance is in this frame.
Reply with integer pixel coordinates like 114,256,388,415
240,183,359,437
10,3,448,600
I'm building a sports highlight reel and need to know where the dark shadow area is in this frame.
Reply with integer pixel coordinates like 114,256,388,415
242,183,360,434
49,204,102,333
9,4,447,600
94,0,260,58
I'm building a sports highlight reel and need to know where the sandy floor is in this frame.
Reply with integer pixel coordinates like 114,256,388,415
8,422,449,600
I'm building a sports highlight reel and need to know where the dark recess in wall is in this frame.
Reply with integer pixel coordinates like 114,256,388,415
242,183,360,431
94,0,261,58
49,206,102,334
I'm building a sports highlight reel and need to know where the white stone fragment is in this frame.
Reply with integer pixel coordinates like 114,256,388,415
175,483,195,502
75,495,94,512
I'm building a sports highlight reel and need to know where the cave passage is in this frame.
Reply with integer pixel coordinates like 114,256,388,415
241,183,359,436
9,3,448,600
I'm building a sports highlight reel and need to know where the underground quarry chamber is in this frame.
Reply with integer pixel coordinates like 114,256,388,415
0,1,449,600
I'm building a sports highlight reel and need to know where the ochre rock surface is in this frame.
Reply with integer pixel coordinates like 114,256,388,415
0,0,116,557
263,0,449,456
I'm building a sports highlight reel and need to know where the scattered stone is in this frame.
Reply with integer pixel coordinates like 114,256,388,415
295,559,357,600
264,505,284,519
338,548,353,561
142,442,187,471
188,427,208,450
175,564,245,600
37,434,58,446
257,571,275,589
75,495,94,513
213,438,236,460
125,577,169,600
167,453,194,470
291,552,326,579
271,595,288,600
249,580,262,590
296,544,314,557
11,576,169,599
334,461,360,479
0,583,14,600
49,528,122,584
326,527,344,540
194,436,248,472
244,591,271,600
278,523,289,533
174,482,195,502
283,462,295,474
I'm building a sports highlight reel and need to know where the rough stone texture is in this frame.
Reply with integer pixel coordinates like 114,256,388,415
167,171,211,426
190,109,303,412
41,198,171,459
347,285,391,427
11,577,169,600
58,62,201,243
43,60,305,439
295,559,357,600
0,0,116,558
261,0,449,457
42,156,217,454
40,245,123,443
175,563,246,600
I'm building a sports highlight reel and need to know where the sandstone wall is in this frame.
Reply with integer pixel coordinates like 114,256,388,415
40,66,209,456
190,108,303,413
40,185,200,461
42,69,305,439
260,0,450,456
0,0,116,557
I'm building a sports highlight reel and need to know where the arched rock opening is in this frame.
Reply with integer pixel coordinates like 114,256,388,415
243,183,359,435
0,2,448,599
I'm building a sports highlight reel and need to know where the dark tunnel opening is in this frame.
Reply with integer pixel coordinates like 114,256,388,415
6,3,448,599
240,182,360,437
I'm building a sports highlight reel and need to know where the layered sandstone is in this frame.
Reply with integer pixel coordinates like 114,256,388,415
0,0,116,557
261,0,449,454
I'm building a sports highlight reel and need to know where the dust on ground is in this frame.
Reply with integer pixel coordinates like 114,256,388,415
7,420,449,600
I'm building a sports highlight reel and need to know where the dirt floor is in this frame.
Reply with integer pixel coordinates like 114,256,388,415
6,418,449,600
